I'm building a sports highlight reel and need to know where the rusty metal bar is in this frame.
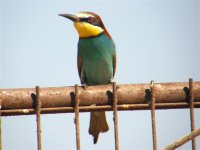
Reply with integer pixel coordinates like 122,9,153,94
0,102,200,116
0,116,1,150
0,98,2,150
74,84,80,150
163,128,200,150
0,82,200,116
36,86,42,150
112,82,119,150
189,78,196,150
150,81,157,150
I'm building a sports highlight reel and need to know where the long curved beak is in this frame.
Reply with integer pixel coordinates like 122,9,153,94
58,14,80,22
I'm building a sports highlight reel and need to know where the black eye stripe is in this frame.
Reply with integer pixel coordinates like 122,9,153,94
79,17,102,28
79,17,96,23
79,18,89,22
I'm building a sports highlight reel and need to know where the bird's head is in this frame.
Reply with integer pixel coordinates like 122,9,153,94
59,12,111,38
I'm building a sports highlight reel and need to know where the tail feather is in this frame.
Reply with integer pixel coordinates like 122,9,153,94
89,111,109,144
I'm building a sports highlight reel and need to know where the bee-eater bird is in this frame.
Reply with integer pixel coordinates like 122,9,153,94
59,12,116,144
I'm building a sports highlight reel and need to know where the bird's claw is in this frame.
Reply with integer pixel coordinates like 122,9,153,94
82,84,88,90
109,79,114,84
109,80,119,90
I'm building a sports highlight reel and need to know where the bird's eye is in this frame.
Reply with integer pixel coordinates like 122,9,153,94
87,17,95,23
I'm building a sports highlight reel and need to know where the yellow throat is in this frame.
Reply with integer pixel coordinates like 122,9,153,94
74,22,104,38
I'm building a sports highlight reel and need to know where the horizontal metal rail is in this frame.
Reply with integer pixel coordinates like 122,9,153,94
0,82,200,116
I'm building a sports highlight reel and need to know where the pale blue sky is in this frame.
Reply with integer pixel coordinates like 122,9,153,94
0,0,200,150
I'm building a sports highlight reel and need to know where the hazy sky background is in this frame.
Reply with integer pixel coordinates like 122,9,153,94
1,0,200,150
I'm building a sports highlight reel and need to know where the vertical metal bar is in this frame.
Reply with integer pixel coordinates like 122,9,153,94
189,78,196,150
36,86,42,150
74,84,80,150
150,81,157,150
0,99,2,150
112,82,119,150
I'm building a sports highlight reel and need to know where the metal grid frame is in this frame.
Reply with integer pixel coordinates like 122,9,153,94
0,79,199,150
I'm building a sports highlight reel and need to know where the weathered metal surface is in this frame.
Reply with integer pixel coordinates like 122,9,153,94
36,86,42,150
113,82,119,150
0,82,200,116
0,102,200,116
189,79,196,150
150,81,157,150
163,127,200,150
0,117,1,150
74,84,80,150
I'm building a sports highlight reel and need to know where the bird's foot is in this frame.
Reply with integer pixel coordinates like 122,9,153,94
109,80,119,89
81,84,88,90
109,79,114,84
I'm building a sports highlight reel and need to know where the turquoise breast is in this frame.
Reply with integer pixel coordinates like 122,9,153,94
78,33,115,85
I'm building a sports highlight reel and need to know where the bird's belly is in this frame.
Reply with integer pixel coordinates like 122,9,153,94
83,58,113,85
